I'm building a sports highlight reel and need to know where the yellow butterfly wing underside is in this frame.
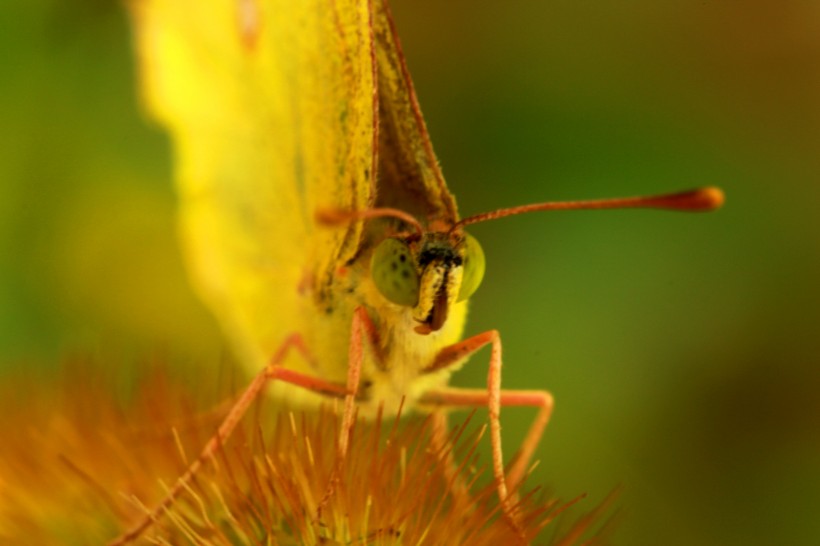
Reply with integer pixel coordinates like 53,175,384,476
132,0,462,407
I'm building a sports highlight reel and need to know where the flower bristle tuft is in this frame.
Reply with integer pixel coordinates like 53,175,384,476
0,357,615,544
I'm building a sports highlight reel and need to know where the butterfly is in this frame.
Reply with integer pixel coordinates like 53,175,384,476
116,0,723,542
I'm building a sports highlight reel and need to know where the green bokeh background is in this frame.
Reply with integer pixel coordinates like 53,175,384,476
2,1,819,544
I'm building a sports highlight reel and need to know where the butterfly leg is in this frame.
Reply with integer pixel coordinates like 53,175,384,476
429,410,477,519
108,333,349,546
421,330,554,529
317,306,376,514
337,306,373,456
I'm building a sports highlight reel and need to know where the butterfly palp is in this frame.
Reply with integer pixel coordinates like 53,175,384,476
371,238,420,306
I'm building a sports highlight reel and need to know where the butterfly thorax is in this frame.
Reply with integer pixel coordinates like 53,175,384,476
363,227,472,415
358,296,468,417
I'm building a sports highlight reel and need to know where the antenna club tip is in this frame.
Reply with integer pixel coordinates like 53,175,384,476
699,186,725,210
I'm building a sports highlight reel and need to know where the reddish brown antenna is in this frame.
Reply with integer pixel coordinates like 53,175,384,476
452,186,724,231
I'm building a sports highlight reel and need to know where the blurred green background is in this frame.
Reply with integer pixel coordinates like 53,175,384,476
2,1,819,544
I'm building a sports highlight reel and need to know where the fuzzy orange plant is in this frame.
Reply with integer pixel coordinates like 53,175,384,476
0,357,616,545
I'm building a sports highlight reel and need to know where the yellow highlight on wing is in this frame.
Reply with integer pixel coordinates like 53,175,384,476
132,0,377,381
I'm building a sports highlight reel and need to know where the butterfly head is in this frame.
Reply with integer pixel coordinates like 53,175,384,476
370,229,485,335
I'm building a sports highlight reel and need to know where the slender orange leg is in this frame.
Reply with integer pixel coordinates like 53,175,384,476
108,334,348,546
318,306,378,513
424,388,553,493
420,330,554,528
429,410,476,519
430,411,462,485
338,306,380,455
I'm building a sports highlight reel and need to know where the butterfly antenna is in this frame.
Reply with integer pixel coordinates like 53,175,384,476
317,207,425,238
452,186,724,231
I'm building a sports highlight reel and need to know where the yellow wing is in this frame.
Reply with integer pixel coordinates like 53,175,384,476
132,0,376,370
132,0,465,400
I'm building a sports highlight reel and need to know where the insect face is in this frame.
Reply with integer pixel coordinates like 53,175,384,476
371,230,485,334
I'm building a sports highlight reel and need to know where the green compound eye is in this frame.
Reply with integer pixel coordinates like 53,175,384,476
371,238,420,307
457,233,485,302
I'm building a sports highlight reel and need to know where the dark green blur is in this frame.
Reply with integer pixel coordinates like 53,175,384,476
2,1,818,544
